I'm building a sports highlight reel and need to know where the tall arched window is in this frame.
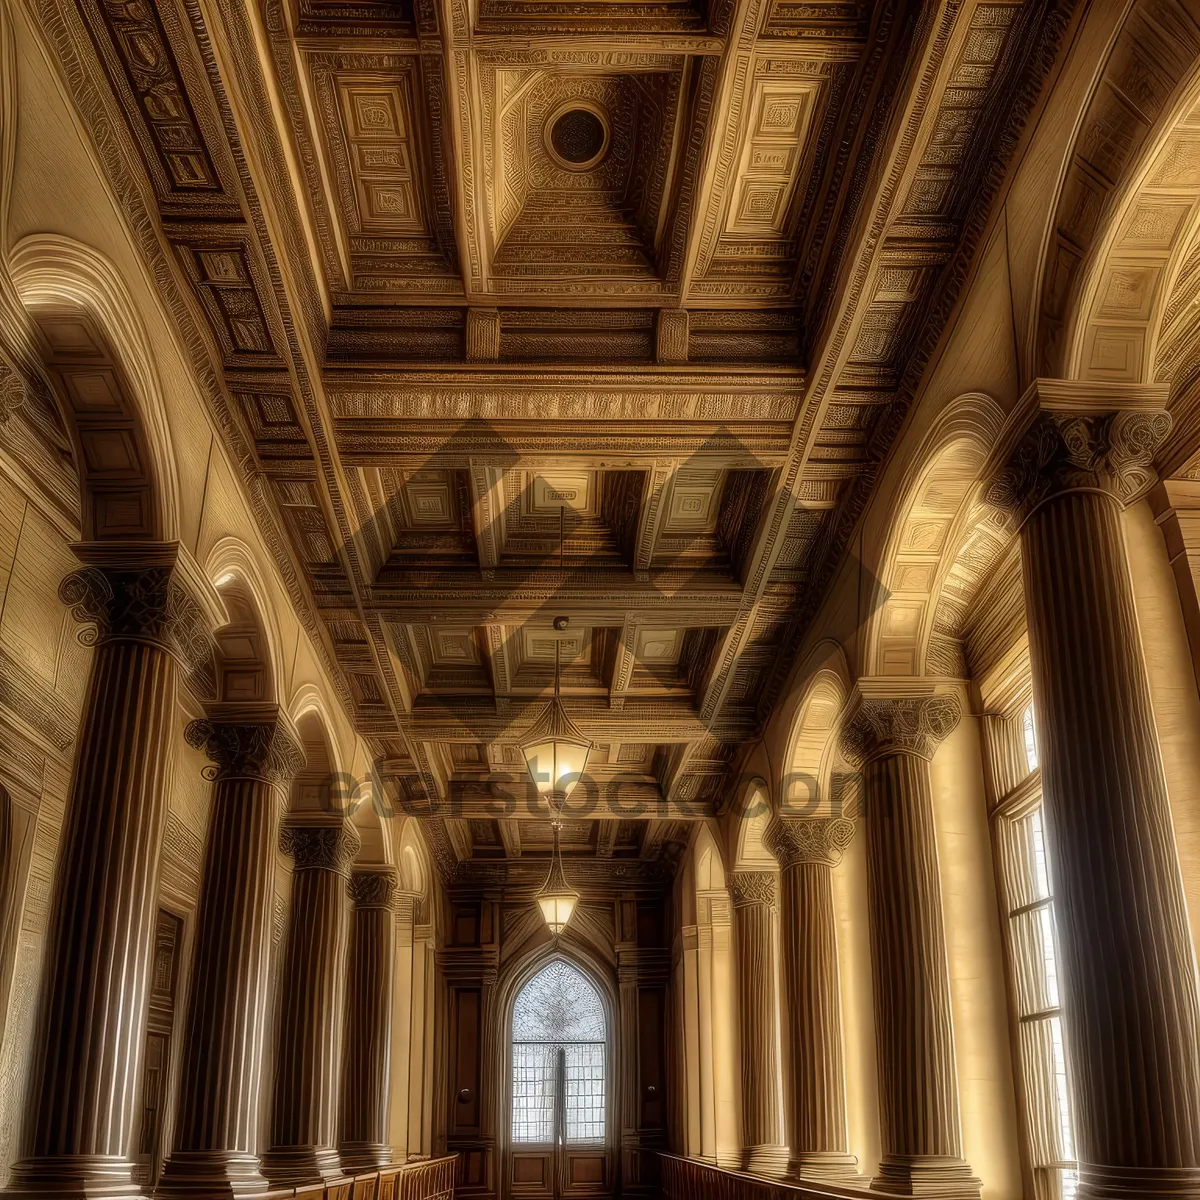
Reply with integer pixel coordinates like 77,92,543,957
511,959,606,1144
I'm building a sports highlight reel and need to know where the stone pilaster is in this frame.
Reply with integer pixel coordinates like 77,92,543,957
728,872,788,1177
158,705,305,1198
841,692,979,1199
763,818,859,1183
989,403,1200,1200
261,821,360,1187
4,544,219,1200
339,867,398,1172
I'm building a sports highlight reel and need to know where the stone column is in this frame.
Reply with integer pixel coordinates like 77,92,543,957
158,705,305,1197
763,818,859,1183
989,404,1200,1200
339,867,398,1172
262,821,360,1187
841,692,979,1199
728,872,788,1177
4,544,218,1200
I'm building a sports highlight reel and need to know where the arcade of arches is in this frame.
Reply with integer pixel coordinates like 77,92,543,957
9,3,1200,1200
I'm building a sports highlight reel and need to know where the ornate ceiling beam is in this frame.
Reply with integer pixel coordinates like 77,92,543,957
435,0,490,298
673,0,769,300
358,592,745,623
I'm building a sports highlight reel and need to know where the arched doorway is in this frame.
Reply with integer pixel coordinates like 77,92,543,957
507,958,613,1199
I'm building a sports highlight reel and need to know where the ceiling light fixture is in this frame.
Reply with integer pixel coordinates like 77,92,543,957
523,615,589,936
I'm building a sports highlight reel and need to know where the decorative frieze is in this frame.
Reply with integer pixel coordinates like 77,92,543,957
986,408,1172,521
729,870,777,910
58,547,221,701
765,817,855,869
840,694,960,766
185,707,306,789
349,866,399,910
281,822,361,875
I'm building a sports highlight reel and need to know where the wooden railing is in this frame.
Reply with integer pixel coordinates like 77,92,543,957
262,1155,457,1200
660,1155,872,1200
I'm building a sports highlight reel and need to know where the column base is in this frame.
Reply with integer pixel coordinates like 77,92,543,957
259,1146,343,1189
155,1151,269,1198
336,1143,393,1173
1078,1163,1200,1200
3,1155,143,1199
871,1155,981,1199
742,1145,790,1178
786,1151,863,1184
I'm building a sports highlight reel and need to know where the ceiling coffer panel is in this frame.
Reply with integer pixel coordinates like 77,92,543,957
306,53,460,296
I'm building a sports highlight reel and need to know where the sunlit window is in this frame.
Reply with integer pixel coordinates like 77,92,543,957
1023,704,1039,771
511,959,606,1144
993,703,1075,1200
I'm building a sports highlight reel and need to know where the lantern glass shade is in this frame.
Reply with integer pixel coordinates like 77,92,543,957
537,891,578,936
521,697,591,802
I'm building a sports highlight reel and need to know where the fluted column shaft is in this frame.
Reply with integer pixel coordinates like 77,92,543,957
6,550,215,1200
729,873,786,1176
262,822,360,1187
339,868,397,1171
993,405,1200,1200
764,818,859,1183
843,693,978,1199
159,708,305,1197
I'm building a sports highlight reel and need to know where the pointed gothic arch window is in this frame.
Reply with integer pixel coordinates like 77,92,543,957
511,959,607,1144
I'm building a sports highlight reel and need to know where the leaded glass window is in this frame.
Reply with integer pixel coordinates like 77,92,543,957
511,960,607,1144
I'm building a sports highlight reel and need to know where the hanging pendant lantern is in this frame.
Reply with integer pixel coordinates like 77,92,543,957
521,617,591,805
536,821,579,936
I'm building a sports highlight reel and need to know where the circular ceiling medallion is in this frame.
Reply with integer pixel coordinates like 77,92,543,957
545,103,610,172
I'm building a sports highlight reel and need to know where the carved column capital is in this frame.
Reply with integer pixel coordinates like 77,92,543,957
730,871,777,910
840,693,960,766
765,817,856,869
186,706,306,789
59,544,222,700
986,408,1171,522
348,867,398,910
280,822,360,876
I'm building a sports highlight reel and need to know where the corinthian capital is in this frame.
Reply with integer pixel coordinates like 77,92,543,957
349,867,398,910
730,871,777,910
840,693,960,766
59,543,222,699
765,817,856,869
186,705,305,788
986,408,1171,522
281,821,361,875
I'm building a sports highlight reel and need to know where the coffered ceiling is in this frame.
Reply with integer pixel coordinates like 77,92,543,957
36,0,1073,892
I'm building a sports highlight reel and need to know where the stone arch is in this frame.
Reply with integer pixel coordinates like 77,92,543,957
866,395,1008,679
8,235,181,541
1033,2,1200,380
732,777,774,871
288,707,340,817
782,668,849,819
397,821,430,897
206,539,285,705
210,578,277,707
